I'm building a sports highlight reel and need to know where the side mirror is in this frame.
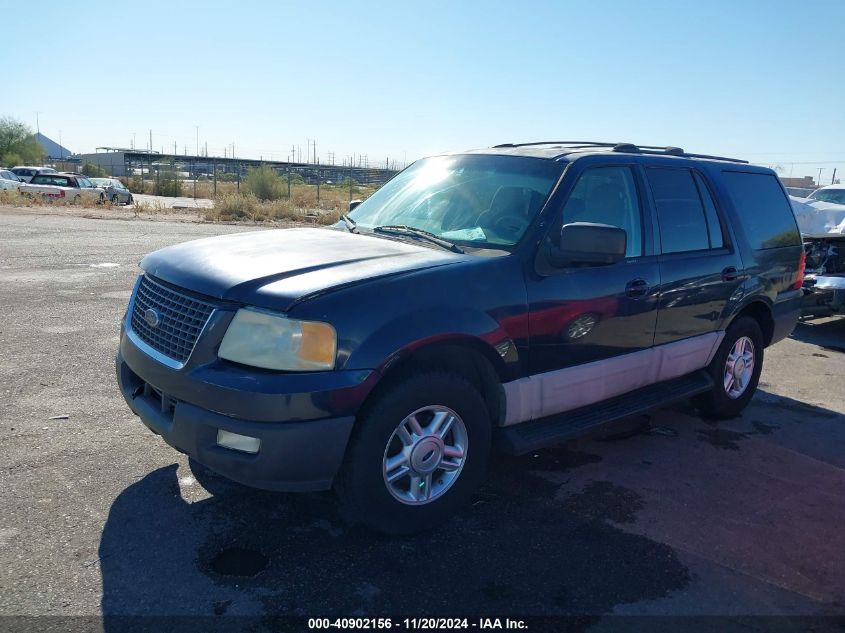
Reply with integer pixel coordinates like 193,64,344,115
349,199,362,212
555,222,626,267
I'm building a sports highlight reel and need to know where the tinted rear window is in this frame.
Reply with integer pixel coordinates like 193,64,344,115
646,168,709,253
31,175,72,186
721,172,801,249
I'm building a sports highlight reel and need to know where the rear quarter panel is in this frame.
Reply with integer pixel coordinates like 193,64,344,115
704,164,803,338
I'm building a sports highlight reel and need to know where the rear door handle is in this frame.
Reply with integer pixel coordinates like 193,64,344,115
721,266,739,282
625,278,649,298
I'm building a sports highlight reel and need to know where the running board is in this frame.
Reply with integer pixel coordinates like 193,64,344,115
496,370,714,455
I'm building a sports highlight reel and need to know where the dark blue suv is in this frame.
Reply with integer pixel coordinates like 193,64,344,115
116,142,804,534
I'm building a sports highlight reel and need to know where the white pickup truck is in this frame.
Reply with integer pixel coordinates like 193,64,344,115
19,173,106,204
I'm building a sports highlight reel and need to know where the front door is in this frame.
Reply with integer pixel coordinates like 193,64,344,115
523,163,660,419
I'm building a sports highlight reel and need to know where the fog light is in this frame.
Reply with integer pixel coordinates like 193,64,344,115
216,429,261,454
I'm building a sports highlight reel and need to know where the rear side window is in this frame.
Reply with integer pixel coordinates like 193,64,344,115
692,172,724,249
646,168,711,254
721,172,801,249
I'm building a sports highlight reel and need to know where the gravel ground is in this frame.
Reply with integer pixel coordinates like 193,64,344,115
0,208,844,631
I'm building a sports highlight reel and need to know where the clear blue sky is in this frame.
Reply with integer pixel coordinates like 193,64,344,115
3,0,843,182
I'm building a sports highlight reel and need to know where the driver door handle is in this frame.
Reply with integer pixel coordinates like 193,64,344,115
721,266,739,282
625,278,649,298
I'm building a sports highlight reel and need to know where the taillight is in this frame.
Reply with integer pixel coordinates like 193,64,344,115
45,190,65,199
793,250,806,289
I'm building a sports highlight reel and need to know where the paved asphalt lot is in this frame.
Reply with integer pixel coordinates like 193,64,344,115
0,209,844,630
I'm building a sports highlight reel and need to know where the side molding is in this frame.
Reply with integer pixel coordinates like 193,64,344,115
502,331,724,426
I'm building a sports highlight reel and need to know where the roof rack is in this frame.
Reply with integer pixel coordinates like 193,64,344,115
492,141,748,164
493,141,618,148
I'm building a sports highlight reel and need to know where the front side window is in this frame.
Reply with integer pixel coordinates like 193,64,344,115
647,168,710,254
560,166,643,258
347,155,561,249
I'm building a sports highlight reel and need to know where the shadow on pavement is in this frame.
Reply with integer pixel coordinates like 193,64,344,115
98,382,845,630
99,446,690,629
790,316,845,351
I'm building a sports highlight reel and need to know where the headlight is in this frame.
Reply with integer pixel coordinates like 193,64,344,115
218,308,336,371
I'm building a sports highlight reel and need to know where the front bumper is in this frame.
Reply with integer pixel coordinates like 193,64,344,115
117,326,378,491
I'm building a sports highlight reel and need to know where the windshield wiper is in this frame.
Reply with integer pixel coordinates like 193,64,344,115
373,225,464,254
341,214,358,233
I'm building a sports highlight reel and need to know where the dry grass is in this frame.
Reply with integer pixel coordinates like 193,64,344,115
206,192,342,225
0,190,94,208
180,180,376,208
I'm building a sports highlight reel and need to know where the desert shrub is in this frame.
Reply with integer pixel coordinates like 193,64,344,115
209,192,304,222
244,166,284,201
153,162,180,197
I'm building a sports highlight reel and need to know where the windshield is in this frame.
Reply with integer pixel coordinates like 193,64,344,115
347,155,561,248
91,178,109,186
809,188,845,205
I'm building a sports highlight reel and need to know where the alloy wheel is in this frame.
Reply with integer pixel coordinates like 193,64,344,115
382,405,468,505
723,336,755,399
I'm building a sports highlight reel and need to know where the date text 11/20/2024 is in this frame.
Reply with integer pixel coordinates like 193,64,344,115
308,618,528,630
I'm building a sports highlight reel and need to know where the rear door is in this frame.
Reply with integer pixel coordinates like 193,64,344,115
646,166,745,346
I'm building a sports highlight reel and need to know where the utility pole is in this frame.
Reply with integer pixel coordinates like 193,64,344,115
195,126,199,157
35,111,41,134
149,130,152,153
832,168,837,185
818,168,824,186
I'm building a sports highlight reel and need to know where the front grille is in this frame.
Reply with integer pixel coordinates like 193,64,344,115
130,275,216,363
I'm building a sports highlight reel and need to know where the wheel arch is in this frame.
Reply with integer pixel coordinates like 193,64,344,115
361,337,507,427
730,299,774,347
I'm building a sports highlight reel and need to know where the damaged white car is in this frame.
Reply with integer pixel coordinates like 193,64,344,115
791,187,845,318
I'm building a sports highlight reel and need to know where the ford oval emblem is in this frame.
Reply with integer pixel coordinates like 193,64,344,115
144,308,161,328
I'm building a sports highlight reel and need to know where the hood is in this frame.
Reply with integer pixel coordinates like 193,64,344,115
140,227,462,311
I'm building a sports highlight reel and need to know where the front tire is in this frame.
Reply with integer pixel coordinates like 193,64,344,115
337,372,491,534
694,316,764,418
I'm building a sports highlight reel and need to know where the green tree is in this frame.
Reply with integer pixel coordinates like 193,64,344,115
244,165,284,200
0,116,45,165
81,161,108,178
154,160,180,197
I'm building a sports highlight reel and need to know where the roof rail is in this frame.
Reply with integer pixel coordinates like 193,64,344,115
493,141,620,148
609,144,748,164
679,152,748,164
492,141,748,164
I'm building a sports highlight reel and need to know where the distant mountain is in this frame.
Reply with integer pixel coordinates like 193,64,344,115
35,132,73,159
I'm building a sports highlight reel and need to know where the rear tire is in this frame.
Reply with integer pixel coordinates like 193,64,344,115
336,372,491,534
694,316,764,419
